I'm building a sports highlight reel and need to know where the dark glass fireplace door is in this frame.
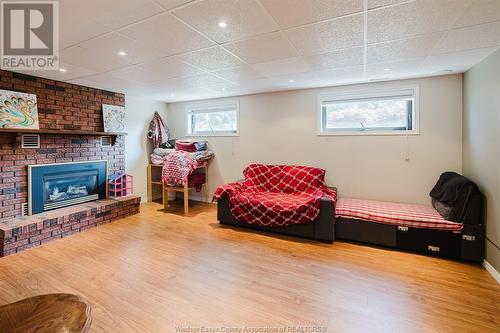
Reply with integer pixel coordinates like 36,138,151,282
43,170,99,211
29,161,107,215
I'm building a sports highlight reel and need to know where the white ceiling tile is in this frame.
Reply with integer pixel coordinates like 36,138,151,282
177,46,245,71
68,78,112,90
108,57,203,82
167,73,230,88
61,33,162,72
223,32,297,64
116,83,168,99
211,66,265,82
285,14,364,55
173,0,278,43
433,21,500,54
202,82,239,94
421,47,498,73
60,16,111,49
368,0,408,10
251,57,311,77
236,77,282,90
260,0,363,29
454,0,500,28
71,73,142,89
365,60,425,79
59,0,165,47
266,71,322,88
120,13,213,57
314,66,365,85
303,47,364,71
368,33,443,64
118,74,227,100
155,0,194,10
89,0,164,30
368,0,472,43
15,63,98,82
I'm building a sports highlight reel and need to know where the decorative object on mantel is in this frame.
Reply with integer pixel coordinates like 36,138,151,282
102,104,126,132
108,173,134,198
147,111,170,148
0,89,39,129
0,293,92,333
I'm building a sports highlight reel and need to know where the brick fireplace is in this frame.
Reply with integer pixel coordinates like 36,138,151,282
0,70,140,256
0,69,126,219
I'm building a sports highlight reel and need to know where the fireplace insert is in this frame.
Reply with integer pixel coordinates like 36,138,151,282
28,161,108,215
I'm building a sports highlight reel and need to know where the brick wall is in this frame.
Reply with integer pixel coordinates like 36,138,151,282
0,70,126,219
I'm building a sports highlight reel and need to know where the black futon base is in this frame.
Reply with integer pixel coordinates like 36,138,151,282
217,194,335,243
335,217,485,263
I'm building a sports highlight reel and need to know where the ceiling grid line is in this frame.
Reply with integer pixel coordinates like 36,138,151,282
363,0,368,80
254,0,311,78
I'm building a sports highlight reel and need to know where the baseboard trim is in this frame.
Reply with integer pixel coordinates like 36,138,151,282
483,260,500,284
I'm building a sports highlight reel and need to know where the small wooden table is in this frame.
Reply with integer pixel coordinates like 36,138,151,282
163,163,208,215
0,293,92,333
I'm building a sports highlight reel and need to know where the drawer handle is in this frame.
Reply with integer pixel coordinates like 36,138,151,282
428,245,440,252
462,234,476,241
398,226,408,232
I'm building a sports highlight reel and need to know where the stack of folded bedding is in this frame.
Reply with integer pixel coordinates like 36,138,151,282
150,139,214,165
175,140,207,152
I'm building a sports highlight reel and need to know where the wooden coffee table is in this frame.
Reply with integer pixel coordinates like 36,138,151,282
0,293,92,333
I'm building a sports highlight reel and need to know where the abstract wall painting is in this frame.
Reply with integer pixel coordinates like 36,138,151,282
102,104,126,132
0,89,39,129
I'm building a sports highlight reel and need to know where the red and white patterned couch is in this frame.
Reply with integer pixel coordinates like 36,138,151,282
214,164,337,242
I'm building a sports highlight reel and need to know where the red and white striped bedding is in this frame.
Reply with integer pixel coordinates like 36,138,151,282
336,198,463,231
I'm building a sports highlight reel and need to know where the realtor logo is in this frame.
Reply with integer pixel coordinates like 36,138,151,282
1,1,59,70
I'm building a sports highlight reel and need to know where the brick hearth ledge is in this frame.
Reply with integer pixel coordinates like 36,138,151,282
0,196,140,257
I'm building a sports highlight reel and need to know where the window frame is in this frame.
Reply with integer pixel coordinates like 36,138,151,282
317,86,420,136
185,100,240,137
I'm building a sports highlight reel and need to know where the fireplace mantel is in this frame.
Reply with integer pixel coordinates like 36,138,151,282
0,128,127,145
0,128,127,136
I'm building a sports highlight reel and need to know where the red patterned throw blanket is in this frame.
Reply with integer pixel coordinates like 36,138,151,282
162,151,198,186
213,164,337,227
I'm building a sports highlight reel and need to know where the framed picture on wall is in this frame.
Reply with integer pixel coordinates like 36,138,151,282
102,104,126,132
0,89,40,129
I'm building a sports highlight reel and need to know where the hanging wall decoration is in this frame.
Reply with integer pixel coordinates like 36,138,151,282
102,104,126,132
0,89,39,129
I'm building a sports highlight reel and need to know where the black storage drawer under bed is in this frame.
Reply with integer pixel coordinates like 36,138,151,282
396,226,461,259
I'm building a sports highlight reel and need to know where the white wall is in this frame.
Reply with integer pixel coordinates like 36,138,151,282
125,96,168,202
463,49,500,272
166,75,463,205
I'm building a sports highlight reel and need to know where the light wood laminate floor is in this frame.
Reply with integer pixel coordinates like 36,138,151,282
0,201,499,333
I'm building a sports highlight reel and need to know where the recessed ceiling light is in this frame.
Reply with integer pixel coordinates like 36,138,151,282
289,79,295,83
218,21,227,28
170,93,175,97
383,67,392,72
117,50,128,56
59,68,67,73
221,88,226,91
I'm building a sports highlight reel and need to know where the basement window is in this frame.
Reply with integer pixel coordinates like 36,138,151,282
318,87,419,135
186,101,239,137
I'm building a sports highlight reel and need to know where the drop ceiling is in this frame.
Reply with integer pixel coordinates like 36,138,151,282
15,0,500,102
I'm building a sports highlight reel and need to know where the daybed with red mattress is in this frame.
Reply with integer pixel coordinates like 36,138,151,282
214,164,337,243
335,172,484,262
